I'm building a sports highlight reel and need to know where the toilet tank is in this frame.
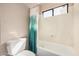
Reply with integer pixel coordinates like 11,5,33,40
6,38,26,55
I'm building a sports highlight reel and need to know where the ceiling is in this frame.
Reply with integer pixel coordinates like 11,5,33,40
25,3,40,8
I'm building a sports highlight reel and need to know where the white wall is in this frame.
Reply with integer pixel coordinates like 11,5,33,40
0,3,29,55
39,4,74,47
38,3,79,55
73,4,79,54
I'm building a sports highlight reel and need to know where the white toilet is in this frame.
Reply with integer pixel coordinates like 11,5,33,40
6,38,35,56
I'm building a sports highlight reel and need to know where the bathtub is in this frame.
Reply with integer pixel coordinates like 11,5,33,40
37,40,77,56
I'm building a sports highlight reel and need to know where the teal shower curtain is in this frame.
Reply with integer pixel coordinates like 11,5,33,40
28,15,37,54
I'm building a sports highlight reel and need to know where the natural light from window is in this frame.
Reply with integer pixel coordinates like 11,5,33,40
43,10,52,18
54,5,67,16
42,4,68,18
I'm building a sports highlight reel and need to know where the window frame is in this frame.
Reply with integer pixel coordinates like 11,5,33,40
42,8,54,17
42,4,69,17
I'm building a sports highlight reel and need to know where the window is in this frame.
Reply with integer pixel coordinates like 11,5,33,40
43,9,53,18
42,4,68,18
54,4,68,16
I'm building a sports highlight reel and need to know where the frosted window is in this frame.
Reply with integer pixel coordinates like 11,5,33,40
54,5,67,16
42,4,68,18
43,10,52,18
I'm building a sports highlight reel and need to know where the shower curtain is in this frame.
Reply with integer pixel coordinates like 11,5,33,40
28,15,37,54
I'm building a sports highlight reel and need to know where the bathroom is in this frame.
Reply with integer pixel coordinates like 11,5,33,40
0,3,79,56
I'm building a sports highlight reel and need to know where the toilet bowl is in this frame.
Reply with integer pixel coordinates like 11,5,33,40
16,50,35,56
6,38,35,56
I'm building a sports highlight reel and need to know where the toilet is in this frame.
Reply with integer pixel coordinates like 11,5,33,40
6,38,35,56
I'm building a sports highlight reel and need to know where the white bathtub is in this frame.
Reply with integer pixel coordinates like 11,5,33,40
37,40,78,56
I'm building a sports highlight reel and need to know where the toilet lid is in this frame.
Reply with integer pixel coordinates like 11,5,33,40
16,50,35,56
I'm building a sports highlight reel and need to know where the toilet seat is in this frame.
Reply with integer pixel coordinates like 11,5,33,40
6,38,35,56
16,50,35,56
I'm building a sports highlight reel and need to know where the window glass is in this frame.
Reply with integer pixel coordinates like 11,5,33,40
42,4,68,18
54,5,67,16
43,10,52,18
